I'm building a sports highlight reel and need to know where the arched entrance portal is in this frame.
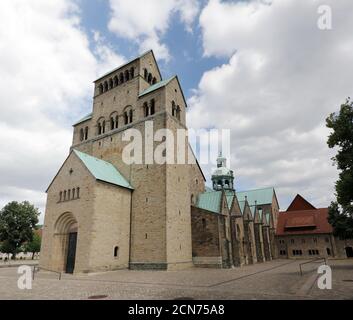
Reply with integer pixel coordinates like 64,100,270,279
54,212,78,274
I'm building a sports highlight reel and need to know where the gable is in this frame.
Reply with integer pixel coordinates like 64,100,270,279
46,151,94,193
46,150,133,192
287,194,316,211
73,150,133,190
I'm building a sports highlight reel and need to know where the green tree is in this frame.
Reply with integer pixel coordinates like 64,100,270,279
326,98,353,239
25,232,41,259
0,201,40,259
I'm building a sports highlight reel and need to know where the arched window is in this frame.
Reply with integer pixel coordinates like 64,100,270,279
125,70,130,82
115,115,119,129
59,191,62,202
148,73,152,84
176,106,181,121
68,189,71,200
98,84,103,94
172,101,176,117
110,117,115,130
72,188,75,199
76,187,80,198
104,81,109,92
114,246,119,258
152,77,157,85
144,68,148,79
130,67,135,78
119,72,124,84
150,99,155,115
79,128,84,142
64,190,67,201
113,76,118,87
143,102,149,117
97,118,105,135
129,109,133,123
84,127,88,140
124,112,129,125
109,78,113,89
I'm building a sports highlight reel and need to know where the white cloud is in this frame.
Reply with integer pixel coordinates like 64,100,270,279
0,0,125,220
189,0,353,209
108,0,200,61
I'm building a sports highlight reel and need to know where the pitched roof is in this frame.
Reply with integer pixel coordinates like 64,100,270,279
95,50,162,82
195,191,222,214
73,112,93,126
236,187,276,206
73,150,133,190
138,76,176,97
276,208,332,236
286,194,316,211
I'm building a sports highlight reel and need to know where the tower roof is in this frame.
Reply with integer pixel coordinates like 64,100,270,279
94,50,162,83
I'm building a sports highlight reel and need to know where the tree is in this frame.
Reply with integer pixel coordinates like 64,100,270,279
0,201,40,259
326,98,353,239
25,232,41,259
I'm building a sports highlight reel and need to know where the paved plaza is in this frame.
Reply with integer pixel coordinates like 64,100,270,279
0,259,352,300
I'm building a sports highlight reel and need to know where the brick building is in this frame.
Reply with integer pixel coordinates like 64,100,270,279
276,194,353,259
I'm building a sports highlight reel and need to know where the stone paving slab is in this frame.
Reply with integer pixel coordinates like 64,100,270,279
0,259,352,300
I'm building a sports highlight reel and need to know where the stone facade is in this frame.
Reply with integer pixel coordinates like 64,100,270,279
275,194,353,260
41,51,205,273
40,50,283,274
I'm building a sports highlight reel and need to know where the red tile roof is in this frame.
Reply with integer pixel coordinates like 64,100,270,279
286,194,316,211
276,208,332,235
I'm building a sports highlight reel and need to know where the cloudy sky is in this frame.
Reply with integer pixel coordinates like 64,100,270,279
1,0,352,223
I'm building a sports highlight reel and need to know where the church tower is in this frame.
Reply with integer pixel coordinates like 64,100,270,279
40,50,206,273
211,153,234,191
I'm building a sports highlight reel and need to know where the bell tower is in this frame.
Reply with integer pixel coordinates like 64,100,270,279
211,153,234,191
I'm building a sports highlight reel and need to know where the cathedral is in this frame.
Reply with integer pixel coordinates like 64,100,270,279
40,51,279,274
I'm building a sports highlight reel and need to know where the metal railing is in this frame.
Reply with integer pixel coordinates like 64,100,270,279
32,265,62,280
299,257,327,276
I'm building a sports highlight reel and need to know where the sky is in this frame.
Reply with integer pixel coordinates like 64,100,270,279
1,0,352,224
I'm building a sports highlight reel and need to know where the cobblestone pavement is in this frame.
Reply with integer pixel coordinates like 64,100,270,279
0,259,352,300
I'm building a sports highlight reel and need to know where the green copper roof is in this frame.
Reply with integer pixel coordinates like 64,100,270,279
73,112,93,126
73,150,133,190
236,187,275,207
139,76,176,97
196,191,222,214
